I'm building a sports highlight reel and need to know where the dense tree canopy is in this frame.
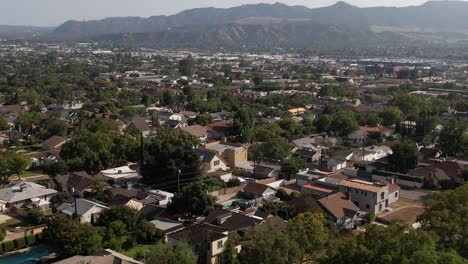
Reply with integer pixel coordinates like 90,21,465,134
419,184,468,256
60,130,139,173
43,215,102,257
141,128,200,187
0,153,31,184
233,107,255,143
387,142,421,173
168,182,216,219
145,242,197,264
437,121,467,157
322,224,465,264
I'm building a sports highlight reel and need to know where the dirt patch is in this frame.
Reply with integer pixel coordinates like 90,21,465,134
0,214,14,225
378,206,425,225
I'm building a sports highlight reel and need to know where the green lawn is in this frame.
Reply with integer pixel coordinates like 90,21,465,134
0,216,33,229
20,171,39,178
120,244,155,259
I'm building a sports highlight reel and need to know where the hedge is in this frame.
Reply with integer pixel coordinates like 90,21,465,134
3,240,14,252
26,235,36,246
374,170,424,183
14,237,26,249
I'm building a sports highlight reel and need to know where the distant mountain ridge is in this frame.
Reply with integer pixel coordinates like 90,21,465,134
36,1,468,48
0,25,53,39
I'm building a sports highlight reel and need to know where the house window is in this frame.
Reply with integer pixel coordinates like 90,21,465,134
365,192,368,197
217,240,223,249
379,204,382,212
395,192,398,198
366,204,370,209
380,192,384,200
214,160,220,166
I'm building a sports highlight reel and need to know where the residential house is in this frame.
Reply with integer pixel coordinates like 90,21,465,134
49,171,103,197
203,208,263,235
338,179,400,214
128,118,151,136
150,217,184,237
57,198,109,223
180,125,209,144
301,183,336,197
205,142,248,168
167,223,239,264
198,149,229,174
42,135,69,150
348,126,393,144
295,169,329,187
253,166,279,179
54,249,142,264
147,190,174,206
327,151,354,172
318,192,363,229
0,182,57,212
26,151,58,168
287,107,306,117
241,182,276,200
101,164,142,184
206,121,234,138
290,136,328,163
412,161,465,187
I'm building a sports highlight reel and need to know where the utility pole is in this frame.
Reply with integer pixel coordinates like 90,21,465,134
177,169,181,193
253,157,257,183
72,187,78,218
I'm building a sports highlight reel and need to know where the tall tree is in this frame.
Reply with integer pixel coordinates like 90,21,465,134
379,106,405,127
418,184,468,255
178,57,195,76
329,111,359,137
239,224,302,264
0,153,31,184
168,182,215,219
141,128,200,187
280,157,306,180
322,224,463,264
145,242,197,264
387,142,420,173
43,215,102,257
288,213,329,261
233,107,254,143
437,121,467,157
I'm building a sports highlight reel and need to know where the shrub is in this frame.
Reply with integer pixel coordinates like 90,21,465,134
3,240,14,252
122,238,136,250
15,237,26,249
35,233,43,242
0,227,6,242
26,235,36,246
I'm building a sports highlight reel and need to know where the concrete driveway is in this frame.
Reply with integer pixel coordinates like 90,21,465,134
399,189,429,201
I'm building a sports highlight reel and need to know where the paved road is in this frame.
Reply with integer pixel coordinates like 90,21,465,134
399,189,429,201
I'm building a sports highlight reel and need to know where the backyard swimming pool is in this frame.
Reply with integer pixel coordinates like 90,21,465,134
0,247,49,264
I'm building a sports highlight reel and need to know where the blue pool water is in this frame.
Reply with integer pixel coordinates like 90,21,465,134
223,199,251,207
0,248,49,264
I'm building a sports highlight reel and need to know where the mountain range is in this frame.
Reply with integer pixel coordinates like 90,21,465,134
5,1,468,48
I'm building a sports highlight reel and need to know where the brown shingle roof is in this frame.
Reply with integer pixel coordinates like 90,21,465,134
318,192,360,219
168,223,227,244
243,182,270,195
43,136,69,148
179,125,208,138
203,208,262,232
340,180,384,193
130,118,150,132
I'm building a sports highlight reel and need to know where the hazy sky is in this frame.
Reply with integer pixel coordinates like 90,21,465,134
0,0,435,27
